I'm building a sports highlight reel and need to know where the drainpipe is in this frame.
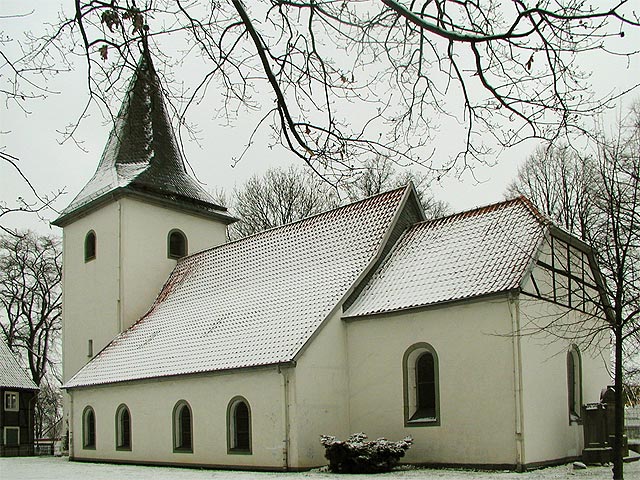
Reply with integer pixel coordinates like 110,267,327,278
279,364,290,471
509,292,526,470
68,392,74,459
117,200,123,333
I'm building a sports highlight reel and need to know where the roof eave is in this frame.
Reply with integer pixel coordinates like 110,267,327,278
52,186,237,227
62,360,296,390
342,289,519,321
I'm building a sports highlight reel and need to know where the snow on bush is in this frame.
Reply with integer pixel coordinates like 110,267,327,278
320,432,413,473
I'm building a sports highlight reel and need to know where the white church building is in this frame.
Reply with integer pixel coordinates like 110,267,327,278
54,55,612,471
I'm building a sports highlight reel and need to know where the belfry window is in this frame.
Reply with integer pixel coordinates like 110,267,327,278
84,231,96,262
168,229,188,259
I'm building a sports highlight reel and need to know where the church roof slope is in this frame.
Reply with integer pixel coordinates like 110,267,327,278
344,197,548,318
64,187,410,388
0,341,38,390
53,55,234,226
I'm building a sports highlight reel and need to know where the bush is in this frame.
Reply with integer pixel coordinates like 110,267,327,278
320,432,413,473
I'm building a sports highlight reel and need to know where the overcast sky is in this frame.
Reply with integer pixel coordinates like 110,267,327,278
2,1,639,237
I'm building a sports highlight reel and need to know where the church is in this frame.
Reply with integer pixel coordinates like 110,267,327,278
54,54,612,471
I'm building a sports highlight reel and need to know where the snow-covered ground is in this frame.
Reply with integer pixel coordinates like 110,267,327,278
1,456,638,480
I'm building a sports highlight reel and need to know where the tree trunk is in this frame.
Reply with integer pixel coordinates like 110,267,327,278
612,325,624,479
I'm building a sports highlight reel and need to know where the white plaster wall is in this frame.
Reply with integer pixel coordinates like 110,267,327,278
61,196,229,440
62,197,228,384
287,310,351,468
118,197,227,330
345,297,519,467
517,295,611,465
69,368,286,468
62,202,121,384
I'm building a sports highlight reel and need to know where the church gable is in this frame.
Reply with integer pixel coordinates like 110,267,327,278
521,229,607,318
64,186,413,388
344,197,548,318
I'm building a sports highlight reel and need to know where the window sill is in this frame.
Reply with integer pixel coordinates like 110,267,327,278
173,447,193,454
82,445,96,450
406,417,439,427
116,446,132,452
228,448,252,455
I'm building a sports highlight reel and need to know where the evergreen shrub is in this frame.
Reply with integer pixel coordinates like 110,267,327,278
320,432,413,473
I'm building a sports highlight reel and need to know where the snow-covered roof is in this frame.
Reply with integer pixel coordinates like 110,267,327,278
344,197,547,318
0,341,39,390
53,55,235,227
64,187,410,388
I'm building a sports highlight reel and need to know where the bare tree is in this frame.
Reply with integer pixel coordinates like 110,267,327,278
33,376,63,441
507,144,595,238
228,159,449,239
508,106,640,479
5,2,639,180
0,232,62,385
589,110,640,480
0,152,63,236
342,155,449,219
229,165,339,238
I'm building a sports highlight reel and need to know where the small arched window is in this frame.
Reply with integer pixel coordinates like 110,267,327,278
115,404,131,451
84,230,96,262
227,396,252,454
403,343,440,426
82,406,96,449
168,229,188,259
172,400,192,453
567,345,582,422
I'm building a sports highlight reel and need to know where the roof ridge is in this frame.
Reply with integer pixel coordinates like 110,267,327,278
182,185,409,260
417,195,548,227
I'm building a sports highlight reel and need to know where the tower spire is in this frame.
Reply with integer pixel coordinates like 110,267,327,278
53,45,235,227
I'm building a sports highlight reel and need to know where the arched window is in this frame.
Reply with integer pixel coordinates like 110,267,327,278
227,396,252,454
84,230,96,262
82,406,96,449
403,343,440,426
167,229,188,259
115,404,131,451
567,345,582,422
172,401,193,452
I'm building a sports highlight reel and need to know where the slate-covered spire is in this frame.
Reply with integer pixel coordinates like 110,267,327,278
53,52,234,226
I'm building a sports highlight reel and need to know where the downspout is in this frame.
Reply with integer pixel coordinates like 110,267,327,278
117,201,123,333
68,391,74,459
279,365,291,471
509,292,526,471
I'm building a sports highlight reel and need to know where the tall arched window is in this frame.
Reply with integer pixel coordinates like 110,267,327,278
172,401,193,452
227,396,252,454
115,404,131,451
84,230,96,262
82,406,96,449
567,345,582,422
403,343,440,426
167,229,188,259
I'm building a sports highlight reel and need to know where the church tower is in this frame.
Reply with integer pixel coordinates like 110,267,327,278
52,53,236,393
